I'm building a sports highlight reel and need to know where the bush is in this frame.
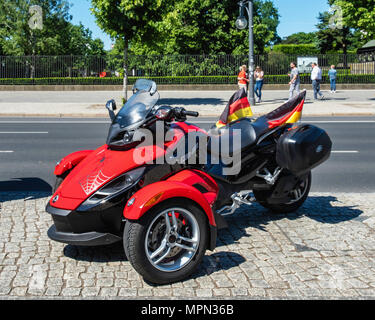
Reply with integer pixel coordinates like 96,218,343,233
0,74,374,86
269,44,320,55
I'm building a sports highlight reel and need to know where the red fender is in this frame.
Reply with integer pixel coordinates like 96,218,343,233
54,150,94,176
123,170,219,227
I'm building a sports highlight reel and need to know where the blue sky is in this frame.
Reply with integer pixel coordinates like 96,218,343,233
273,0,330,37
70,0,113,49
69,0,331,51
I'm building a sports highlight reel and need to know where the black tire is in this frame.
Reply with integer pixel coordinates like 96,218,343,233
52,170,71,194
254,171,311,214
124,199,209,285
52,176,64,194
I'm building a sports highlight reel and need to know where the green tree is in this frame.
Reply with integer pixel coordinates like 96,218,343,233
332,0,375,43
316,11,354,54
269,44,319,55
128,0,279,55
91,0,169,101
0,39,4,55
66,23,106,56
0,0,72,56
279,32,318,45
0,1,105,56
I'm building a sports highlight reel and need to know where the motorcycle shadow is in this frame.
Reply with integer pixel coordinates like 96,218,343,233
62,243,247,283
0,178,52,203
217,195,363,247
63,241,127,264
62,195,362,283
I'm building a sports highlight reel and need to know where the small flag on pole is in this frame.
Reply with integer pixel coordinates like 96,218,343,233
216,88,253,128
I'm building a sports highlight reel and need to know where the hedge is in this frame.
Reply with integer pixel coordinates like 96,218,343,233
0,74,374,86
268,44,320,55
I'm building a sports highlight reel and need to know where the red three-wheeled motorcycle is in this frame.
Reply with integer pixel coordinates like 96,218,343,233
46,79,331,284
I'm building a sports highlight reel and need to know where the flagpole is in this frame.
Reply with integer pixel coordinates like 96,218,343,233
248,0,256,106
236,1,256,106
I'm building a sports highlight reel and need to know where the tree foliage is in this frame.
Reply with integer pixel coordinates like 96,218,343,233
316,10,358,54
112,0,280,55
279,32,318,45
332,0,375,43
0,0,105,56
67,23,105,56
268,44,319,55
91,0,169,100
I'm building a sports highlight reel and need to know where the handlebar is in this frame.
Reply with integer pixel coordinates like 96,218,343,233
183,110,199,118
150,106,199,125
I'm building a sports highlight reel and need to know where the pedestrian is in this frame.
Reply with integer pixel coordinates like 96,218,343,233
238,65,249,92
254,66,264,103
328,65,337,93
288,62,300,100
311,62,324,100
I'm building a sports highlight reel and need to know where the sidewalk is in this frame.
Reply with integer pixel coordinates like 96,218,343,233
1,191,375,299
0,89,374,117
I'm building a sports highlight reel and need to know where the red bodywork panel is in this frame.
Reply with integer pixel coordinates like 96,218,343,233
54,150,93,176
50,143,169,210
123,169,219,227
49,122,209,212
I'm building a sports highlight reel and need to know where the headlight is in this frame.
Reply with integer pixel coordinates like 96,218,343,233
77,167,145,211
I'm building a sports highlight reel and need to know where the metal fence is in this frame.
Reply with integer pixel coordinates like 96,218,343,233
0,53,374,85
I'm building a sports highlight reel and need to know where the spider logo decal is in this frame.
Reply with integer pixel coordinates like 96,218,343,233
79,168,113,196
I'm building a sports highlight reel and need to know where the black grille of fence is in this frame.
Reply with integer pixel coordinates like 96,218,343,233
0,54,374,85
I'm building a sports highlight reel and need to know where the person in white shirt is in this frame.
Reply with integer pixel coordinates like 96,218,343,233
311,63,324,100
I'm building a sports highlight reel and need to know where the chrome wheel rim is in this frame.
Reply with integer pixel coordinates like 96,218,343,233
287,175,309,204
145,207,200,272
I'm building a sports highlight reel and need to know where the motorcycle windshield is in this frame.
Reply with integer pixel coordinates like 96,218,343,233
114,90,160,128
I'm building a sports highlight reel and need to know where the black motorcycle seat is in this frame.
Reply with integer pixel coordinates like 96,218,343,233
207,117,270,157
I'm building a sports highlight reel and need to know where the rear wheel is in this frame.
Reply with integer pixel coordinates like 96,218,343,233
124,199,208,284
254,171,311,214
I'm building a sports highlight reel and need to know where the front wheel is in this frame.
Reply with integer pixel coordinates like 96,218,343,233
52,169,72,194
254,171,311,214
124,199,208,284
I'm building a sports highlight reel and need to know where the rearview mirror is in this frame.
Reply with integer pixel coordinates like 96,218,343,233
106,99,117,122
106,99,117,112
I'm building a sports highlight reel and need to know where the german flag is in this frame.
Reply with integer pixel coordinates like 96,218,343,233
216,88,253,128
266,90,306,129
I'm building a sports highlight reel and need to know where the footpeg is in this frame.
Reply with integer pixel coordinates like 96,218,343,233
217,190,255,216
256,167,283,185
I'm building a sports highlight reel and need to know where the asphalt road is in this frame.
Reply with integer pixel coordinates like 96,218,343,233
0,116,374,193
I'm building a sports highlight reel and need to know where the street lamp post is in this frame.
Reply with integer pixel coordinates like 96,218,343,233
236,1,256,106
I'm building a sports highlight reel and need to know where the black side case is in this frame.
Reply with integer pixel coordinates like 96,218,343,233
276,124,332,175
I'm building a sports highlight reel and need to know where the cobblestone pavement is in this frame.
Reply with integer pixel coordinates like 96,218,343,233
1,192,375,299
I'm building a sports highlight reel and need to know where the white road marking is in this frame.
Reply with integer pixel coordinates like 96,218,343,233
0,132,49,134
0,151,14,153
0,120,373,124
332,151,359,154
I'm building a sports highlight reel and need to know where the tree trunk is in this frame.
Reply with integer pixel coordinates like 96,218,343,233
30,56,36,79
342,28,349,69
30,31,35,79
123,37,129,102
